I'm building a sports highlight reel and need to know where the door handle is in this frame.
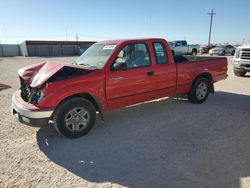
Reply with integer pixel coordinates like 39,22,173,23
110,77,124,81
147,71,154,77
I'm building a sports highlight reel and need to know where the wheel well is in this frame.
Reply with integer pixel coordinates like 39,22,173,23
57,93,100,112
192,73,214,92
192,48,197,52
194,73,212,82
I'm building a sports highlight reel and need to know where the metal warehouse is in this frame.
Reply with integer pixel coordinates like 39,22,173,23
19,40,96,57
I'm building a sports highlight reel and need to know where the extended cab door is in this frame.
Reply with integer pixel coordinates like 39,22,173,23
106,42,157,110
152,41,177,98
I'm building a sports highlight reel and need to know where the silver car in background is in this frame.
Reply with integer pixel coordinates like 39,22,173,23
209,45,235,56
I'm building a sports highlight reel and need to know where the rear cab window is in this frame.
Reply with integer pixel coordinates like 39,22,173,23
181,41,187,46
153,42,168,64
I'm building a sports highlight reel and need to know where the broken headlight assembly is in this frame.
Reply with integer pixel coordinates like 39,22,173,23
29,90,45,104
35,90,45,104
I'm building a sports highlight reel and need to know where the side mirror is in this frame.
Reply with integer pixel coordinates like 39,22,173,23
112,58,127,70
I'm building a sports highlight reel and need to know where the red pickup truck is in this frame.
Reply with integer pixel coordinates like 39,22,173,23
12,38,227,138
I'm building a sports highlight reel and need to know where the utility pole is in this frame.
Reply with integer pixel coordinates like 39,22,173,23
208,9,216,46
75,34,79,41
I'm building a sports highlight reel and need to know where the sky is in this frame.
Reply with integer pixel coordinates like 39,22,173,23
0,0,249,45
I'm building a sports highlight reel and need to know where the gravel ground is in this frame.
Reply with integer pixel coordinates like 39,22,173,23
0,55,250,188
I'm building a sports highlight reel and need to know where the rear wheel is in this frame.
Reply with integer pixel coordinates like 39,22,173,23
188,78,209,104
53,97,96,138
234,70,246,77
192,49,197,56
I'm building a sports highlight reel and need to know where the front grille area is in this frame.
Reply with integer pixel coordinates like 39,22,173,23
19,77,40,104
240,64,250,68
241,49,250,60
20,77,31,102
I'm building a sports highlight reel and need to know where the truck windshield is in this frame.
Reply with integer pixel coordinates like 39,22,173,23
76,43,117,69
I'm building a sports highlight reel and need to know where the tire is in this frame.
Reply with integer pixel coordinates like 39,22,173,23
53,97,96,138
221,51,225,56
231,50,235,55
192,49,197,56
234,70,246,77
188,78,209,104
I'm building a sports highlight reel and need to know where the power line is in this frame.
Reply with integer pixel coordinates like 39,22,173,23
208,9,216,46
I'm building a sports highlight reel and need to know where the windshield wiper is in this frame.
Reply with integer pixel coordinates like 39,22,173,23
77,63,98,69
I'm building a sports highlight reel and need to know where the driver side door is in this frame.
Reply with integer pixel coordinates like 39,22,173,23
106,42,157,110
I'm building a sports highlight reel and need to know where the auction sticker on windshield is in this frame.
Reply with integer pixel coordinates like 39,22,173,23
103,45,117,50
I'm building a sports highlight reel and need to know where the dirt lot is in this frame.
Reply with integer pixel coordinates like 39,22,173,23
0,55,250,188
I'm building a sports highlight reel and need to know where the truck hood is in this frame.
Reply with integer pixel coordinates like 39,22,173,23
18,61,94,88
237,44,250,49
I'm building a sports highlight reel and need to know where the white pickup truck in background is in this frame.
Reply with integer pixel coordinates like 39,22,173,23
169,40,200,56
233,44,250,76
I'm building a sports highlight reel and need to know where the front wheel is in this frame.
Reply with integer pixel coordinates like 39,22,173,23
188,78,209,104
53,97,96,138
234,70,246,77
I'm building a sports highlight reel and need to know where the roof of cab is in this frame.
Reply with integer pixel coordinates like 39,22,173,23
98,38,166,44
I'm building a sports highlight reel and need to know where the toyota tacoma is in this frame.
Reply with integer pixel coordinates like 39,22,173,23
12,38,228,138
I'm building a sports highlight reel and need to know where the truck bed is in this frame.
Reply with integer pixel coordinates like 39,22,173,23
174,55,225,64
174,55,228,94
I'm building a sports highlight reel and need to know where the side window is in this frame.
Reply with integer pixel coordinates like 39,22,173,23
153,42,168,64
175,41,182,47
112,43,151,70
181,41,187,46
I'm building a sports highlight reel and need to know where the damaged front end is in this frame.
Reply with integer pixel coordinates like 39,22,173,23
19,77,45,104
18,62,94,105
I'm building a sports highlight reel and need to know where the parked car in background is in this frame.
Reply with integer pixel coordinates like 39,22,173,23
12,38,227,138
233,44,250,76
199,45,216,54
169,40,199,56
209,45,235,56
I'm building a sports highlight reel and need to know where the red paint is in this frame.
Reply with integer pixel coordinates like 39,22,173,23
0,83,11,90
18,38,228,112
200,45,216,54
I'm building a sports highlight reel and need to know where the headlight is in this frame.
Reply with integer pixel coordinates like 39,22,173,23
234,49,241,59
36,90,45,103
